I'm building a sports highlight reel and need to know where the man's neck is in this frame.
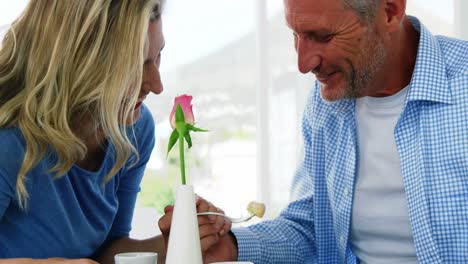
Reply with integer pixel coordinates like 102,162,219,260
372,16,420,97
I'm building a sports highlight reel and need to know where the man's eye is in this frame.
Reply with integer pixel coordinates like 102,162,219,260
319,34,334,43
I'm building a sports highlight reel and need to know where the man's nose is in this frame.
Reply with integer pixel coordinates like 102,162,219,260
296,37,322,74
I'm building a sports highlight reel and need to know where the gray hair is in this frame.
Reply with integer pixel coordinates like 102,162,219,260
343,0,380,23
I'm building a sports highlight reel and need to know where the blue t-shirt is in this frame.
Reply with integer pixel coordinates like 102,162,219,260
0,105,155,258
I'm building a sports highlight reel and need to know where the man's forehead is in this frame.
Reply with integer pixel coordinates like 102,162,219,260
284,0,346,15
284,0,349,27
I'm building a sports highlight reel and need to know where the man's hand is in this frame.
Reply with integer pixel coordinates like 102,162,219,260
202,230,238,263
158,195,238,263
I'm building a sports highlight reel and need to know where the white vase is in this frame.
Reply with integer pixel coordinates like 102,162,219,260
166,184,203,264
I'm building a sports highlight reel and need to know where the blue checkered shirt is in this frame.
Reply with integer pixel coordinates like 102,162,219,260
232,17,468,264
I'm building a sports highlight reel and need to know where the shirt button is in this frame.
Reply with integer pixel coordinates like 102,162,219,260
344,188,349,197
340,235,346,244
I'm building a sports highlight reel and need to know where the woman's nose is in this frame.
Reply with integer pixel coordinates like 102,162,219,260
142,63,164,95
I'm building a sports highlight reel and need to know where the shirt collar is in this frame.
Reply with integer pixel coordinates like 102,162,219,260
406,16,451,104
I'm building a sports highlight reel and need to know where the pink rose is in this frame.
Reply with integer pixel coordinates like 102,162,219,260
167,94,207,184
170,94,195,129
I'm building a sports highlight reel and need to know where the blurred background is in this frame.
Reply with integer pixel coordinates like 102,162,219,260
1,0,467,239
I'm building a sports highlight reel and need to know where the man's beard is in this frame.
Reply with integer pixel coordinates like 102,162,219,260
344,29,387,99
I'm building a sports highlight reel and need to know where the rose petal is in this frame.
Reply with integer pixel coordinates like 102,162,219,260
169,94,195,128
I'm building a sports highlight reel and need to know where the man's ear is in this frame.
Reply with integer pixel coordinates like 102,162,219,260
379,0,406,33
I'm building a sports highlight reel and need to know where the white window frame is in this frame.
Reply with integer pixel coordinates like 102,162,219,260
255,0,271,211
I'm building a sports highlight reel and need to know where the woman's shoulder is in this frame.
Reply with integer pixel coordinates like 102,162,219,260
135,104,155,130
0,127,26,183
131,104,155,142
0,127,26,157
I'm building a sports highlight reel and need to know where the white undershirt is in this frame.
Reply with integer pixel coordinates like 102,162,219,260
350,86,418,264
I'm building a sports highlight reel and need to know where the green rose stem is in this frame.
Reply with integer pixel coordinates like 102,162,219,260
177,123,187,185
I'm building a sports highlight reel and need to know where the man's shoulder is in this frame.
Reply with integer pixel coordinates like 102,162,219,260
435,35,468,77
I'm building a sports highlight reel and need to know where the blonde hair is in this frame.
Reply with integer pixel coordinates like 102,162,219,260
0,0,163,208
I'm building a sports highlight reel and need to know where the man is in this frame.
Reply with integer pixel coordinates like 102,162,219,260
202,0,468,263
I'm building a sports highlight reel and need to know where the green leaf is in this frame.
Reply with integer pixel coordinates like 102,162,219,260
175,104,185,123
187,124,208,132
184,132,192,148
167,129,179,156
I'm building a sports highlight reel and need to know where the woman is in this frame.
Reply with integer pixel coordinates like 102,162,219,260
0,0,229,263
